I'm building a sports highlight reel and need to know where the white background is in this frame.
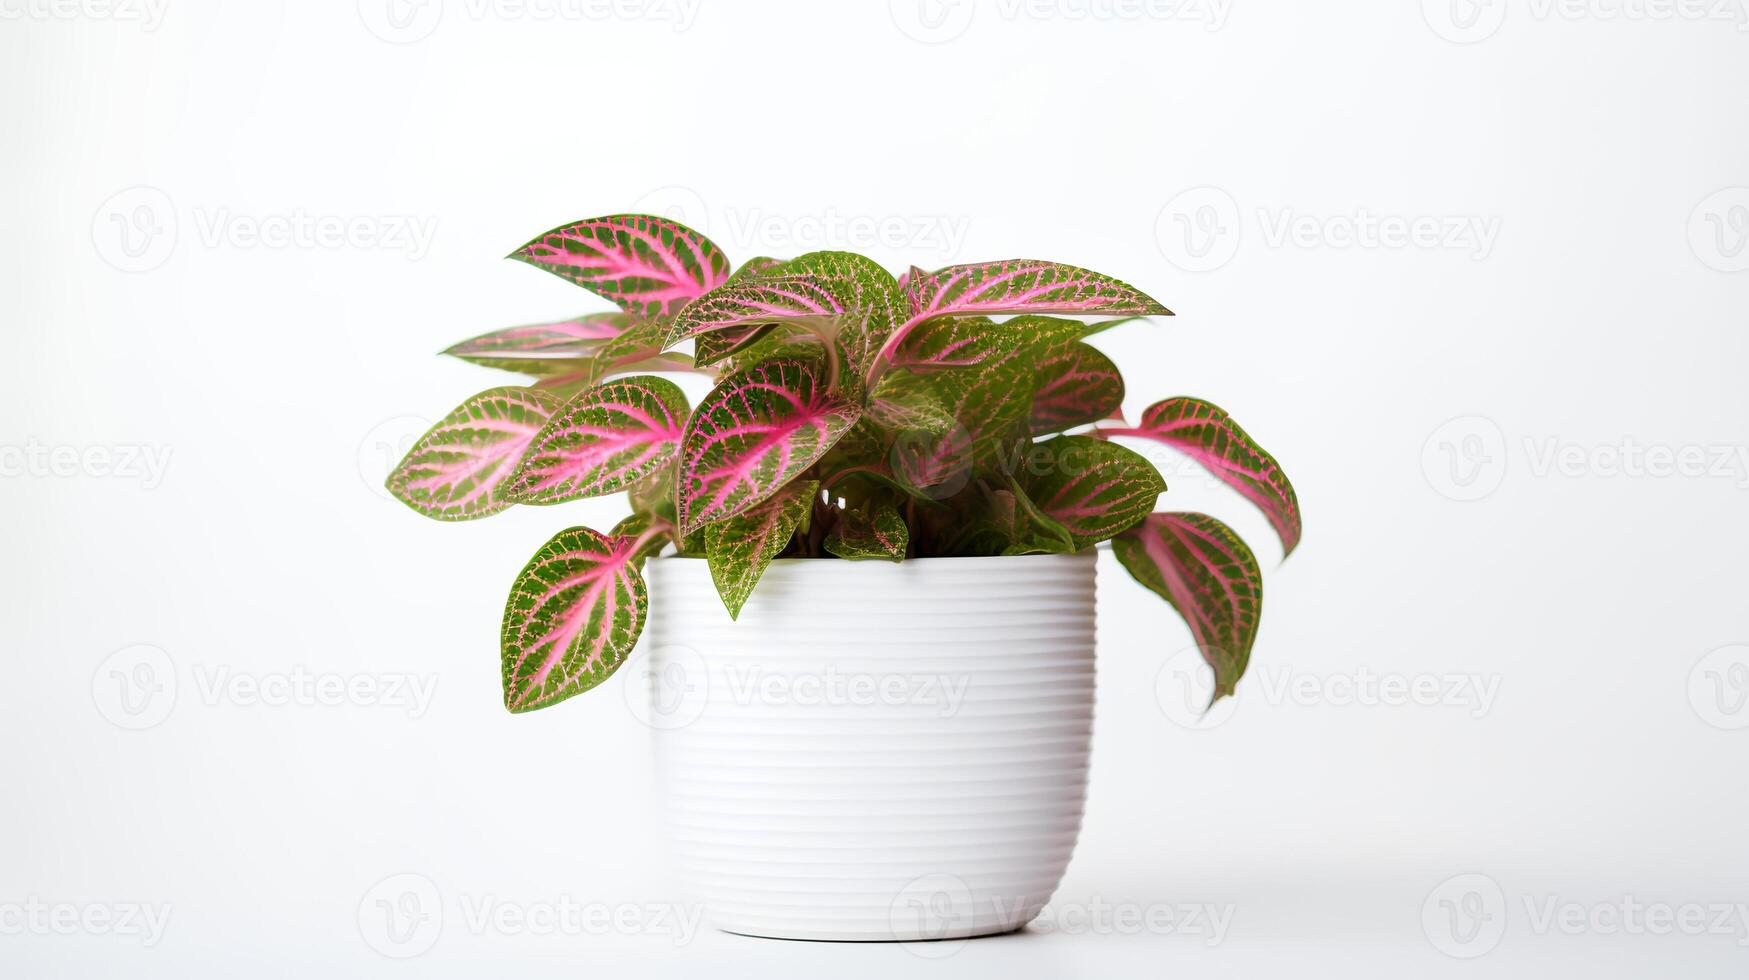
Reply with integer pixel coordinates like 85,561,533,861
4,0,1748,976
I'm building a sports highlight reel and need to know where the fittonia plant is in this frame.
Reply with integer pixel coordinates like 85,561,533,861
388,214,1301,714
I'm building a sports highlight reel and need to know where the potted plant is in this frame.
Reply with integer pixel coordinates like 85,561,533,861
388,214,1301,942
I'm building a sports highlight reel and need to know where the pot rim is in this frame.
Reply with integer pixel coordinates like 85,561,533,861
649,549,1098,567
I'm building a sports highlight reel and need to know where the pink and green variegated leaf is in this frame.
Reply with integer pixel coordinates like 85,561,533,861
444,312,641,375
1101,397,1302,556
501,526,646,713
704,480,817,619
1113,513,1262,702
867,370,956,435
506,375,689,504
387,386,560,521
678,359,861,534
892,342,1036,494
1031,342,1124,435
1024,435,1164,546
729,255,786,282
509,214,731,316
666,275,847,347
903,259,1172,322
776,252,904,373
609,512,670,568
890,314,1085,374
527,317,698,392
825,499,909,562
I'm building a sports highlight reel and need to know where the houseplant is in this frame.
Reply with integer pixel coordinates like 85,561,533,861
388,213,1301,940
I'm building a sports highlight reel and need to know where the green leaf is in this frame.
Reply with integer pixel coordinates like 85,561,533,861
825,498,909,561
506,376,689,504
609,512,669,568
866,369,957,435
444,312,643,375
501,526,647,713
704,480,817,618
387,386,562,521
1113,513,1263,702
1102,397,1302,556
1030,342,1124,435
1023,435,1165,547
677,358,861,534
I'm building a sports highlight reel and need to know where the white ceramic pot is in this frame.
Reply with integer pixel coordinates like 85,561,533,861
642,551,1097,942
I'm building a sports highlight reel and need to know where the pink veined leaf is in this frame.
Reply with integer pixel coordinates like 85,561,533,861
1100,397,1302,556
501,526,647,713
874,259,1171,372
824,499,909,561
704,479,818,619
1024,435,1165,546
904,259,1172,320
386,386,561,521
665,274,850,346
506,375,690,504
509,214,731,316
890,314,1086,374
443,312,642,375
1030,342,1125,435
1112,513,1263,703
677,358,861,535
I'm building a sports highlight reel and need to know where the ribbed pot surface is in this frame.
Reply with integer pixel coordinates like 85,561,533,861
643,551,1097,942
